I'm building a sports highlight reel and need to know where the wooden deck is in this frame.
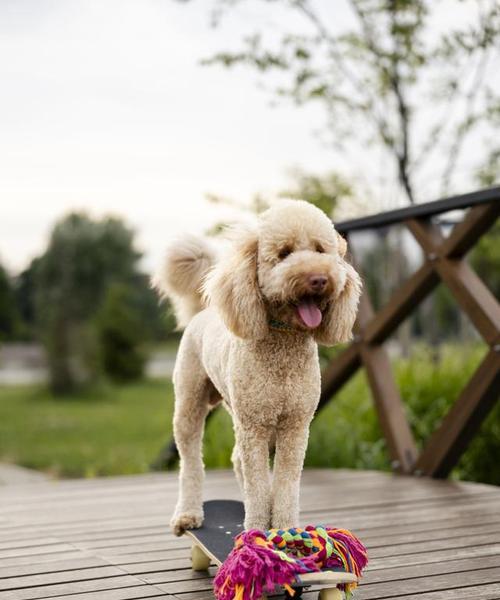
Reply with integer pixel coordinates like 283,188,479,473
1,469,500,599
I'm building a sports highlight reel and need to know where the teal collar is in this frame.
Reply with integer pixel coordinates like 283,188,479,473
268,318,294,332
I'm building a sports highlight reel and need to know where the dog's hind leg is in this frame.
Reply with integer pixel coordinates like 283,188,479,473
170,347,212,536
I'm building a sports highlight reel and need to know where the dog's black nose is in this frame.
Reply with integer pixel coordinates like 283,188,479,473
308,274,328,293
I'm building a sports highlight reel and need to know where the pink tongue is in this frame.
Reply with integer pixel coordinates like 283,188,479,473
297,299,323,328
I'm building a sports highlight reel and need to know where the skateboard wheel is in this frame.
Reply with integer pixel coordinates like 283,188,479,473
319,588,343,600
191,544,211,570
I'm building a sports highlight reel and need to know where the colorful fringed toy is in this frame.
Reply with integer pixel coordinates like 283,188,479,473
213,525,368,600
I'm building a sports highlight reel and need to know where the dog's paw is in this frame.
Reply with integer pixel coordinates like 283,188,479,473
170,511,204,536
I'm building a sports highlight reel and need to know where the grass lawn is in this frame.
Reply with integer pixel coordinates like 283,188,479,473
1,343,498,484
0,379,174,478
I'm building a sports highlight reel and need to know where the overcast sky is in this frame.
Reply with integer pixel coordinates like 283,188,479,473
0,0,487,275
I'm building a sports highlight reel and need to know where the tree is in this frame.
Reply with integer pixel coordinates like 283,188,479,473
0,262,20,341
12,258,41,341
279,168,353,216
471,153,500,299
96,283,146,382
187,0,500,204
35,213,143,394
207,167,355,221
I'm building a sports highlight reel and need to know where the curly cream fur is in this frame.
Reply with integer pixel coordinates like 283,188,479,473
152,234,216,328
157,200,362,535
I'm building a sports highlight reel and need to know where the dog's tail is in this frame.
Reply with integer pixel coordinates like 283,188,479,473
152,235,216,329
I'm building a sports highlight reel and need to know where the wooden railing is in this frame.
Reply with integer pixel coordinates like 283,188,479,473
154,187,500,476
322,186,500,477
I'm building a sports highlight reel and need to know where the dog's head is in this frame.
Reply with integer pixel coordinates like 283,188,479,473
204,199,362,345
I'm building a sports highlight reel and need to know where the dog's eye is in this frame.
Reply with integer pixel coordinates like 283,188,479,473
278,246,292,260
315,243,325,253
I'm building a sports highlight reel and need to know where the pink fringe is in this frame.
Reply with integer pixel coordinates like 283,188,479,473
213,527,368,600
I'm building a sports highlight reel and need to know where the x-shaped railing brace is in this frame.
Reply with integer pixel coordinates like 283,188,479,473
319,201,500,477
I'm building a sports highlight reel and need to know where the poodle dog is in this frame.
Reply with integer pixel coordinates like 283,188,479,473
154,200,362,536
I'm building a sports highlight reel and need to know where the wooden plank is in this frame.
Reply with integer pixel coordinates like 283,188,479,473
300,496,500,532
367,530,500,559
1,576,164,600
317,343,361,409
4,470,490,528
9,589,176,600
357,290,417,473
0,538,64,551
365,520,500,543
0,567,127,591
356,566,500,599
360,346,417,473
7,474,493,538
434,259,500,345
153,579,214,595
0,557,111,580
407,218,500,345
0,544,77,560
368,544,500,571
366,555,498,582
362,522,500,548
363,262,439,344
335,187,500,233
0,551,97,568
114,559,189,576
415,348,500,477
80,494,500,560
1,469,499,600
171,592,215,600
0,472,231,505
378,583,500,600
441,202,500,258
301,488,500,517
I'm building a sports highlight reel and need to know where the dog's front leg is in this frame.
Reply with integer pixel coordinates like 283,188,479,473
235,424,272,530
271,422,311,529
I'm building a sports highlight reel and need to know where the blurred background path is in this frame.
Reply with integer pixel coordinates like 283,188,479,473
0,343,177,385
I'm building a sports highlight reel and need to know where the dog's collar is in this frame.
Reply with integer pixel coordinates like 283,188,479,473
268,318,294,332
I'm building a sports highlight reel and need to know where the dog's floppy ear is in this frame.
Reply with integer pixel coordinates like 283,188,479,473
204,229,268,340
337,232,347,258
314,262,362,346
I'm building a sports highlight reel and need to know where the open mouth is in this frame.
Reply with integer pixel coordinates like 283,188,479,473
295,296,323,329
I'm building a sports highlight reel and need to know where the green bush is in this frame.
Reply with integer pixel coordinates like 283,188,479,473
401,344,499,485
96,283,146,382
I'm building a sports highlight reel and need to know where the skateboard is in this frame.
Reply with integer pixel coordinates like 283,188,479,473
185,500,358,599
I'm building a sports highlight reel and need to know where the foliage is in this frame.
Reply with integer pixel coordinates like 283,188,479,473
279,168,354,216
354,228,411,312
207,167,355,227
470,220,500,299
13,258,40,341
0,262,20,341
96,283,146,382
0,379,172,478
35,213,145,394
401,344,499,484
188,0,500,203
